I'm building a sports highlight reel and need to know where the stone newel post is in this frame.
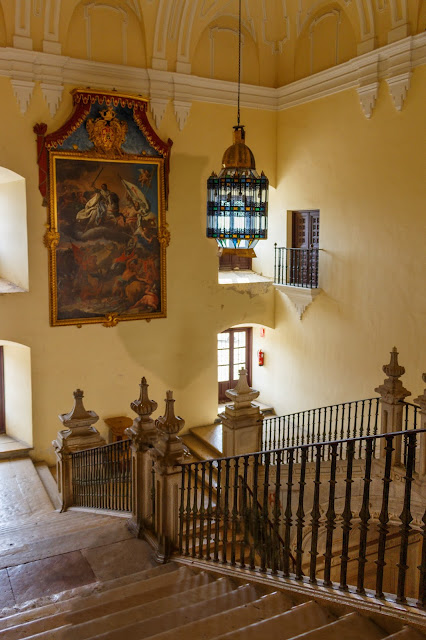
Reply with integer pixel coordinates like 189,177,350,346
414,373,426,476
149,390,185,562
220,368,263,457
375,347,411,463
52,389,105,511
125,377,158,537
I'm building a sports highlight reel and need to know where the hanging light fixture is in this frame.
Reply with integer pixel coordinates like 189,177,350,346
206,0,269,252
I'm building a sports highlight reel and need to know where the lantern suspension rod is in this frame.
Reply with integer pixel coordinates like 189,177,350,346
237,0,241,126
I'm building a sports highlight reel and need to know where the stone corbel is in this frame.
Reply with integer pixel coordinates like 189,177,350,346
357,82,379,118
385,71,411,111
40,83,64,117
173,100,191,130
11,79,35,114
275,284,322,319
149,98,168,129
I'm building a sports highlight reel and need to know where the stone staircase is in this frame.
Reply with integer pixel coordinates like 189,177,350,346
0,562,424,640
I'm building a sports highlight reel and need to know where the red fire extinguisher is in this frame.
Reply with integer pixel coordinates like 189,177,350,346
258,350,264,366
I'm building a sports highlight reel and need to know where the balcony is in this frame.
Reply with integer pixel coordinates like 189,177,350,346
273,245,322,318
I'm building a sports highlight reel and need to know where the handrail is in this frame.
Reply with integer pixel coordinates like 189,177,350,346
178,429,426,607
71,438,132,512
274,245,319,288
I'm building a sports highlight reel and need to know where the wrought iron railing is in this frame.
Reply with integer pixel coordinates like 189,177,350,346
178,429,426,608
71,439,132,512
274,245,319,288
262,397,381,460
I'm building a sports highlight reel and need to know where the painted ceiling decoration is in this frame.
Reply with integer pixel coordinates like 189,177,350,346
0,0,424,124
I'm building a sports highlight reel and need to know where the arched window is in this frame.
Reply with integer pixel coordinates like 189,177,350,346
0,168,29,293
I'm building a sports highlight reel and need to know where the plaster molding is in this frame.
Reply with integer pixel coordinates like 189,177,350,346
11,79,35,114
150,97,169,129
173,99,191,130
275,284,322,319
261,0,289,54
43,0,61,53
0,33,424,123
385,70,411,110
357,81,379,117
40,82,64,117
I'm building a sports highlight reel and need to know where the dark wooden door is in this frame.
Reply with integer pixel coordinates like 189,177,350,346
218,328,252,402
0,347,5,434
291,210,319,286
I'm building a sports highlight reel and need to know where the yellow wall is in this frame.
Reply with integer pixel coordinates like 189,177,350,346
256,66,426,416
0,80,275,464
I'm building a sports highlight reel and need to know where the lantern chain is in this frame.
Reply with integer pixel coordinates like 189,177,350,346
237,0,241,127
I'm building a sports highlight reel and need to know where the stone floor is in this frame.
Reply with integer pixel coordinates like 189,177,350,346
0,457,155,612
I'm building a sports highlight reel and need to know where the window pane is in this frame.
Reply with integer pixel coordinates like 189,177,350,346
234,364,245,380
234,331,246,348
218,350,229,365
218,365,229,382
234,347,246,365
218,333,230,348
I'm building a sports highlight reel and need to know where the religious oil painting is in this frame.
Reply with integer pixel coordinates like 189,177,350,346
35,89,172,327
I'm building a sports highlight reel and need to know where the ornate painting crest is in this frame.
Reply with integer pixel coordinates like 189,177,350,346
34,89,172,327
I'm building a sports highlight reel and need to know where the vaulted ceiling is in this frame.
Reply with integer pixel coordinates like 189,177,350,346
0,0,424,88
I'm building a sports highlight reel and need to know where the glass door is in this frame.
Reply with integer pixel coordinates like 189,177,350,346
218,328,252,402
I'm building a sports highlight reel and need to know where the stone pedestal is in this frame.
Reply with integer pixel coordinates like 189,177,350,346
414,373,426,477
220,368,263,457
149,390,185,562
125,377,158,537
375,348,410,464
52,389,105,511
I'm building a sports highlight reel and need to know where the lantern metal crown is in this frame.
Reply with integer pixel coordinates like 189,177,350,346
206,0,269,251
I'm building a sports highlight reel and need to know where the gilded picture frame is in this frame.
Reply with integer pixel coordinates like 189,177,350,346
34,90,172,327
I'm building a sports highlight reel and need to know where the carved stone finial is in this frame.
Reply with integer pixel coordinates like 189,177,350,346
155,390,185,437
59,388,99,428
414,373,426,412
382,347,405,380
130,377,158,419
126,377,158,448
225,368,260,408
375,347,410,405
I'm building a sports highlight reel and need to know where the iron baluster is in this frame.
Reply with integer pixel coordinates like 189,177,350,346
230,457,239,566
339,439,355,591
222,458,231,564
357,438,373,594
323,442,338,586
249,454,260,571
283,448,294,577
184,461,192,556
417,509,426,608
178,466,185,555
198,462,206,560
192,462,199,558
214,460,222,562
240,455,249,568
396,431,416,603
375,434,394,598
260,451,270,572
309,444,322,584
295,447,307,580
206,463,214,561
272,450,282,575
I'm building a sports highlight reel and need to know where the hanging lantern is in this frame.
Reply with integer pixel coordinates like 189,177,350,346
207,125,268,250
206,0,269,252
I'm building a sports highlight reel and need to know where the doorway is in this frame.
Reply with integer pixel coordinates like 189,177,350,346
290,210,320,286
217,328,252,402
0,347,4,434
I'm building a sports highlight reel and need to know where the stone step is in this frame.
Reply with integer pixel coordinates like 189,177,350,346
384,629,426,639
34,464,61,511
89,581,261,640
143,590,288,640
0,564,182,634
7,570,213,640
60,577,236,640
214,600,334,639
189,424,223,458
181,433,221,462
290,611,387,640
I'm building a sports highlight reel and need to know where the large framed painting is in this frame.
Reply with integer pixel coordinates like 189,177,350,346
34,90,172,327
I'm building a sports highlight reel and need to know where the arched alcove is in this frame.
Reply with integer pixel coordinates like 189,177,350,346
0,340,33,448
0,168,29,293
